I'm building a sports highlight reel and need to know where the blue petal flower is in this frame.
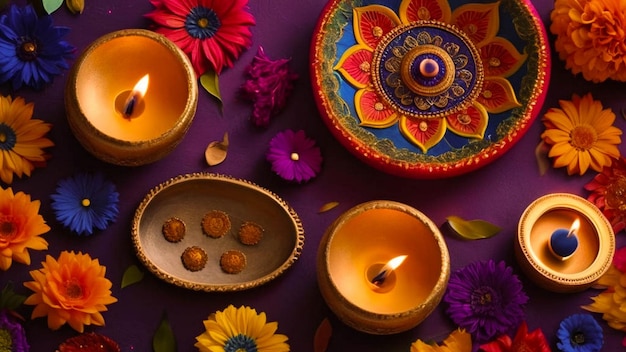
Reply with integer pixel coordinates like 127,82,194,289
0,4,74,90
556,313,604,352
50,173,120,236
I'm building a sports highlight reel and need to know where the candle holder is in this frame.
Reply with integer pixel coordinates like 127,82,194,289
65,29,198,166
515,193,615,293
317,200,450,334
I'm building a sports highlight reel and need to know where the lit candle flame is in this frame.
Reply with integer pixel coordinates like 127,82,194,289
123,74,149,117
371,255,408,286
567,218,580,237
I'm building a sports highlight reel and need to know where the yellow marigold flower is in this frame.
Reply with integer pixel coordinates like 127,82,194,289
541,93,622,175
410,329,472,352
583,266,626,331
23,251,117,332
195,305,290,352
0,95,53,184
550,0,626,82
0,187,49,270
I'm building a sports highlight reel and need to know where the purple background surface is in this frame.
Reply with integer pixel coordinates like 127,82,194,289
1,0,626,351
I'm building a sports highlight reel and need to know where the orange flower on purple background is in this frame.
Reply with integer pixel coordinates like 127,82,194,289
145,0,255,76
0,186,49,271
24,250,117,332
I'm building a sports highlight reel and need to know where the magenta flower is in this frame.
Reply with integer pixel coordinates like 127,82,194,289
443,260,528,345
241,47,298,127
145,0,255,76
266,130,322,183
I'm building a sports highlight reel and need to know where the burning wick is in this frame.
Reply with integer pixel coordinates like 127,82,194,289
370,255,407,286
123,74,149,118
548,218,581,260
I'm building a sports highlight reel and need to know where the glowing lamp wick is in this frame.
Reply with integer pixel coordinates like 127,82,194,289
123,74,149,118
548,218,581,260
371,255,407,286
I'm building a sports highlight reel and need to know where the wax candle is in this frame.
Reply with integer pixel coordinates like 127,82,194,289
317,201,450,334
65,29,198,166
515,193,615,293
548,219,580,260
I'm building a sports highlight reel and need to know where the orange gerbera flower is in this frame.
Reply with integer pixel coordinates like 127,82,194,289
550,0,626,82
541,93,622,175
24,251,117,332
0,187,49,270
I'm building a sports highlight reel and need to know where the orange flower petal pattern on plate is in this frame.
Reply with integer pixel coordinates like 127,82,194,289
355,89,398,128
334,46,374,89
399,0,452,23
445,103,488,139
476,77,522,114
451,2,500,47
480,37,528,77
399,116,447,153
353,5,401,50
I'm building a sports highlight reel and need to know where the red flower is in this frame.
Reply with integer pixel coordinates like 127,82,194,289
479,321,550,352
145,0,255,76
58,332,120,352
585,156,626,234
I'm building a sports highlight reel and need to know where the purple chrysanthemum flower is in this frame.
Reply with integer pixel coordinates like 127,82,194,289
241,47,298,127
50,173,120,236
0,4,75,90
443,259,528,345
0,310,29,351
556,313,604,352
266,129,322,183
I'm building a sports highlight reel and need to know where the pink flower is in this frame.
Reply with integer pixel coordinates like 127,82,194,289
266,130,322,183
241,47,298,127
145,0,255,76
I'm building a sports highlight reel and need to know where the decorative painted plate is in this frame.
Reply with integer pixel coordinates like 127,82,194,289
132,173,305,292
310,0,550,178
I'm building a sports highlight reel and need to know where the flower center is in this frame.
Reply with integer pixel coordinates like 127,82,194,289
606,176,626,211
224,334,257,352
0,219,18,242
81,198,91,207
64,278,84,300
185,6,221,39
290,152,299,161
571,331,585,346
569,125,597,150
18,40,38,61
0,328,13,351
0,124,17,151
470,286,500,315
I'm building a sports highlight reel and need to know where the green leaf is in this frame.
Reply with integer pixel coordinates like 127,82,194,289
200,71,223,109
121,264,145,289
0,283,26,311
446,215,500,240
153,313,176,352
42,0,63,14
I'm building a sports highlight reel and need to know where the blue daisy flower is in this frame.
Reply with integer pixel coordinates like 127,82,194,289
50,173,120,236
0,4,75,90
556,313,604,352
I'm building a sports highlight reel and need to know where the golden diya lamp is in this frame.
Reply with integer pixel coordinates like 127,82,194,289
317,200,450,334
515,193,615,293
65,29,198,166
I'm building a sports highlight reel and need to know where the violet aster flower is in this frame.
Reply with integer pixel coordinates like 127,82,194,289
0,309,29,351
50,173,119,236
241,47,298,127
0,4,74,90
443,260,528,345
556,313,604,352
266,129,322,183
